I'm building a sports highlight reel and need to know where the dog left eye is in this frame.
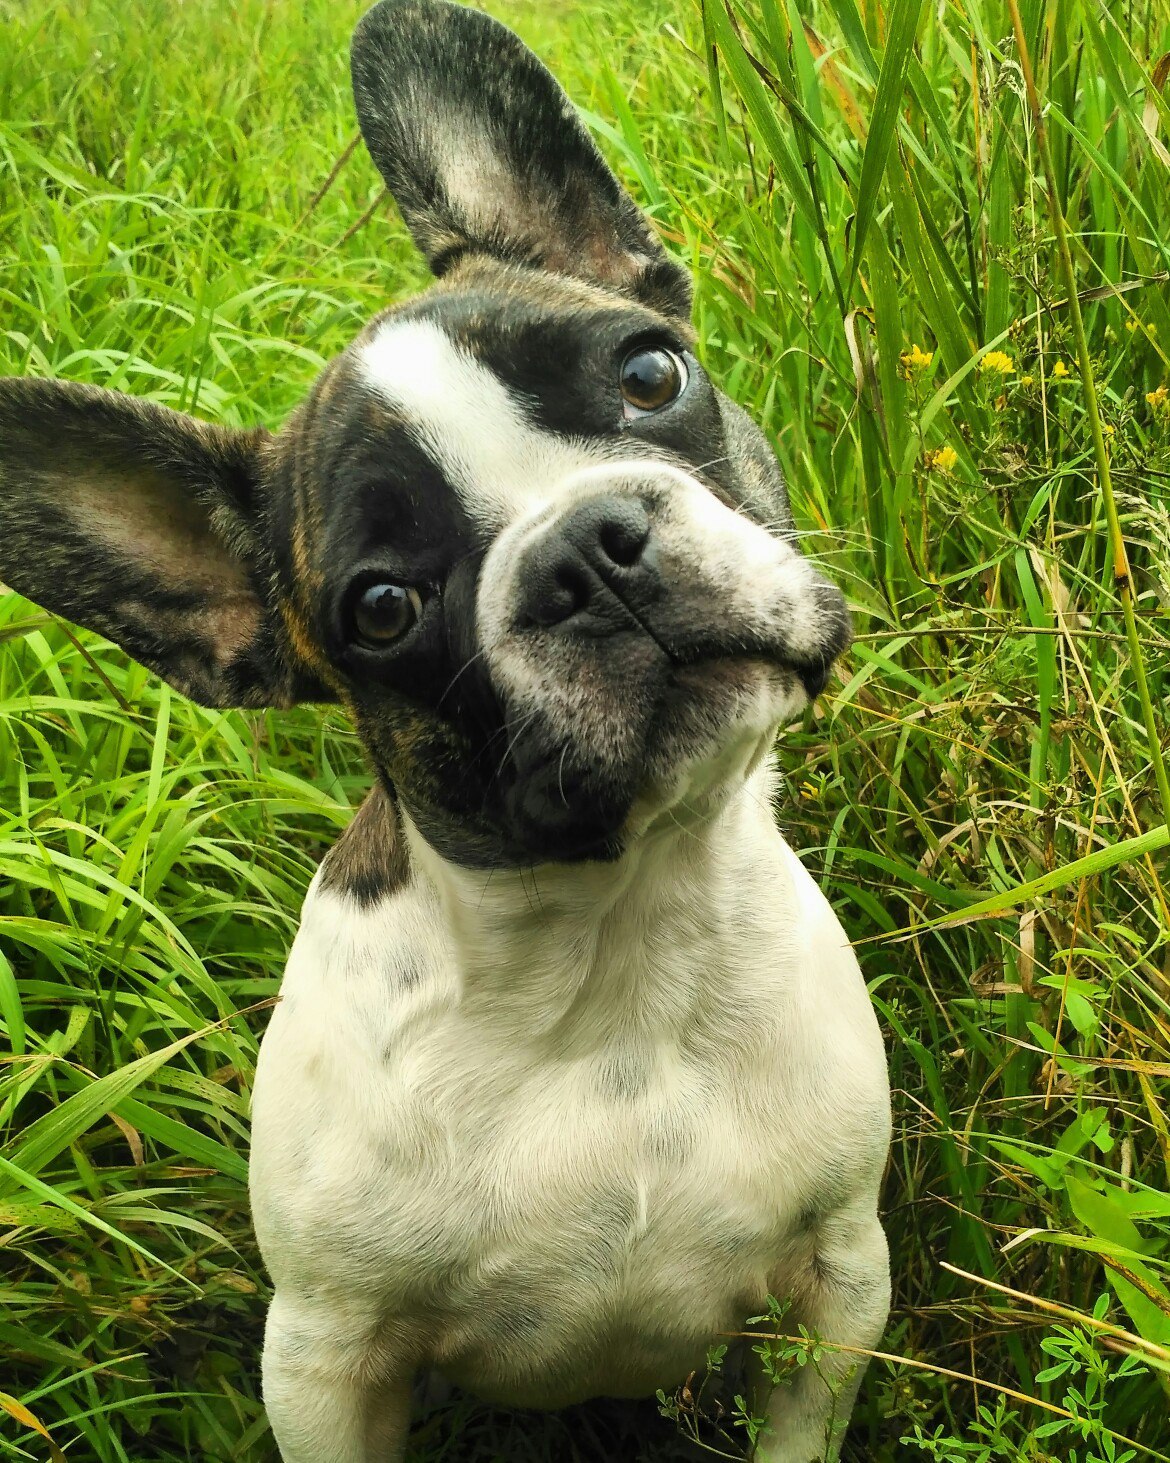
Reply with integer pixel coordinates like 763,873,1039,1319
620,347,687,418
348,582,424,649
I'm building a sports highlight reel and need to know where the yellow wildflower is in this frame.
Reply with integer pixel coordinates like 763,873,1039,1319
1020,374,1034,388
979,350,1014,375
1051,360,1070,378
1125,318,1138,332
1102,422,1115,437
898,343,935,380
1147,385,1169,414
927,445,958,474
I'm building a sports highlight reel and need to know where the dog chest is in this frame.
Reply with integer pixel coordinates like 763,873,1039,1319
250,845,889,1401
255,998,818,1400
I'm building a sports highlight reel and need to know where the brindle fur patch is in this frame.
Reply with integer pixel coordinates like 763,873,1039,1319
318,782,410,905
0,378,330,709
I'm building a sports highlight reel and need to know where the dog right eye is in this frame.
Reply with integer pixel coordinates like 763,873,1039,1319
620,346,687,418
348,581,424,649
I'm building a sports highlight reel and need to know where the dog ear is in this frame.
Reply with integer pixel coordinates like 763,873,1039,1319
351,0,691,320
0,379,332,709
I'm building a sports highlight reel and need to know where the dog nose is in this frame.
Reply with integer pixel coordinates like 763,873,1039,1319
519,496,656,630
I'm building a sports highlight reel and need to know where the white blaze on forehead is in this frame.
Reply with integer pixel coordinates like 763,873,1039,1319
358,318,602,522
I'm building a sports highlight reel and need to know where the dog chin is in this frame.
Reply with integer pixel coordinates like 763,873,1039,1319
500,764,628,865
628,657,804,835
497,657,804,865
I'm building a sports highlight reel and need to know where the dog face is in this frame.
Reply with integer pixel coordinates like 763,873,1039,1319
0,0,849,868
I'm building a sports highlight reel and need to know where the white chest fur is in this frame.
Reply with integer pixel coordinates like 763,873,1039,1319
249,772,890,1411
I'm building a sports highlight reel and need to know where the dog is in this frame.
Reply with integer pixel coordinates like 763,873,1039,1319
0,3,892,1458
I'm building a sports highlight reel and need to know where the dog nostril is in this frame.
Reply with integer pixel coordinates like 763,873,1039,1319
554,563,590,612
525,561,591,628
597,507,650,568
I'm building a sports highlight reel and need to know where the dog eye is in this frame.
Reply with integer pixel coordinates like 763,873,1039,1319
349,582,424,649
620,347,687,418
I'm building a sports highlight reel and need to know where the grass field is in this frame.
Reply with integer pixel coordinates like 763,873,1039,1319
2,0,1170,1458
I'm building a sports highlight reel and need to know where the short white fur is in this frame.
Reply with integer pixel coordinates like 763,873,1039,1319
360,319,607,524
251,762,891,1463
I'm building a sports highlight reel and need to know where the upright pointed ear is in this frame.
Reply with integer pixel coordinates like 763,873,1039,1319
351,0,692,320
0,379,331,709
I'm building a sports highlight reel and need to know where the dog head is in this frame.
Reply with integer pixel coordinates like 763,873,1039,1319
0,0,849,869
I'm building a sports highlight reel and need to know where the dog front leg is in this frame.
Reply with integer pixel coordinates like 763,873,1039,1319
262,1292,414,1463
752,1208,890,1463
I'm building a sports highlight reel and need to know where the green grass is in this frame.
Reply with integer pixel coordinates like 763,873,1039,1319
2,0,1169,1458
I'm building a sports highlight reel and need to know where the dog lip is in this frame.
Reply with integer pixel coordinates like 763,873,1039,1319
795,657,832,700
662,635,838,690
645,586,852,693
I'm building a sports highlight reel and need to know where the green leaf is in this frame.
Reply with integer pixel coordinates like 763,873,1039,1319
702,0,817,231
1,1023,218,1193
1066,1175,1148,1256
848,0,928,296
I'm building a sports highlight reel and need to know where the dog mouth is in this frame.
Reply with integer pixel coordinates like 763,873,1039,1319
405,521,853,867
492,647,821,865
397,632,841,870
645,628,837,701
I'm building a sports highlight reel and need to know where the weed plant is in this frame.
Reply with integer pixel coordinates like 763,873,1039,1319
0,0,1168,1458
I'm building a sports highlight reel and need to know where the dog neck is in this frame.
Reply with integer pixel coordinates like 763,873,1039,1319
385,762,795,1048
